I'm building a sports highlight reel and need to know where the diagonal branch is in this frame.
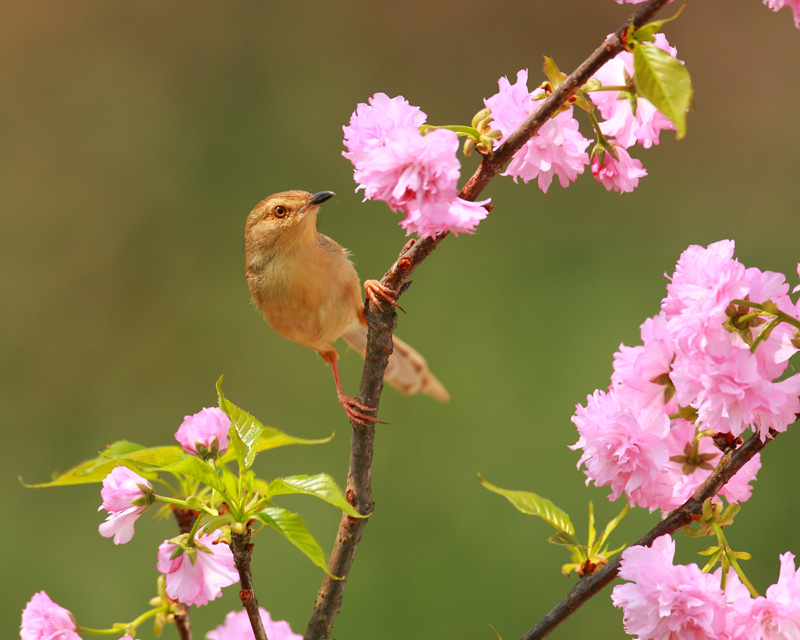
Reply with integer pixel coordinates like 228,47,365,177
518,430,771,640
304,1,673,638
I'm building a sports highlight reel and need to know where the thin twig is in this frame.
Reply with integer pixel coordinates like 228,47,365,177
518,431,770,640
303,1,673,638
231,527,268,640
172,507,197,640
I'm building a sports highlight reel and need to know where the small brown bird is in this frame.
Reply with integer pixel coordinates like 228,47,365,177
244,190,449,424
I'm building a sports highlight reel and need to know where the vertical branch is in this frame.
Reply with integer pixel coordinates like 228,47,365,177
231,527,268,640
303,0,673,638
172,507,197,640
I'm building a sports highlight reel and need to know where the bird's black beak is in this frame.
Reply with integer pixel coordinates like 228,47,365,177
308,191,336,206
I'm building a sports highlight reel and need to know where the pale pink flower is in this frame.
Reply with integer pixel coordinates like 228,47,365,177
156,529,238,607
591,33,679,149
591,144,647,193
98,466,154,545
763,0,800,27
353,127,461,213
484,69,590,192
118,636,141,640
729,553,800,639
207,608,302,640
21,591,82,640
399,197,489,238
612,312,678,413
659,420,762,513
342,93,426,165
571,387,673,511
175,407,230,458
612,535,730,640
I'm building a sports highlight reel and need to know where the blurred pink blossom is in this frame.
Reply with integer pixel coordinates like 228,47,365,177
763,0,800,27
207,608,302,640
175,407,230,458
157,529,238,607
98,466,153,545
484,69,590,192
21,591,82,640
590,144,647,192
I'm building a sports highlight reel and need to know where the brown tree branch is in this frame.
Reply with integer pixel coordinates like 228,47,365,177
231,527,268,640
304,0,674,638
518,430,771,640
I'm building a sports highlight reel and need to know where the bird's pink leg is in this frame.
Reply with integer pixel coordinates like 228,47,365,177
326,355,383,426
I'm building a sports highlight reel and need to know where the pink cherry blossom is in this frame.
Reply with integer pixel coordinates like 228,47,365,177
352,126,461,213
591,144,647,193
342,93,426,165
611,535,730,640
661,240,749,348
763,0,800,27
98,466,154,545
206,608,302,640
729,553,800,639
399,197,489,238
671,338,800,440
591,33,679,149
156,529,239,607
571,387,673,511
342,93,491,238
21,591,82,640
658,419,762,513
612,312,677,413
118,636,141,640
484,69,590,192
175,407,230,458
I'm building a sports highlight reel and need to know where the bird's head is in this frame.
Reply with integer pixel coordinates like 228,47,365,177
244,190,335,256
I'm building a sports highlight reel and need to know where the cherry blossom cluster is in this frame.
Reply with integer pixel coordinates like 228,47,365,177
343,33,684,239
22,407,303,640
343,93,490,238
612,535,800,639
616,0,800,29
571,240,800,512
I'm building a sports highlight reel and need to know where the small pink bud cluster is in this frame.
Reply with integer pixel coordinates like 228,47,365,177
175,407,230,459
613,535,800,639
571,240,800,513
342,93,490,238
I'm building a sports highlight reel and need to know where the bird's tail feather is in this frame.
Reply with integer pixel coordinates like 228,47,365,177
341,323,449,402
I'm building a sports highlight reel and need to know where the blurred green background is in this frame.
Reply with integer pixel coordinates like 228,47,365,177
3,1,799,638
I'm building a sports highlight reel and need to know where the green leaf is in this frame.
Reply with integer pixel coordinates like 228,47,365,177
267,474,363,518
547,531,582,547
161,456,227,495
217,376,263,470
543,56,563,89
597,503,630,552
256,506,336,577
22,441,153,487
631,5,686,45
478,474,574,535
633,43,692,139
112,445,188,468
249,428,334,455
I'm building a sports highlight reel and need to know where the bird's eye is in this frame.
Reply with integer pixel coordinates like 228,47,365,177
273,205,287,217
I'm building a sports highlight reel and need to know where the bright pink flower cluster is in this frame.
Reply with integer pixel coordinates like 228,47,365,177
156,529,239,607
612,536,800,640
343,93,489,238
98,466,153,545
572,240,799,513
207,608,302,640
175,407,231,459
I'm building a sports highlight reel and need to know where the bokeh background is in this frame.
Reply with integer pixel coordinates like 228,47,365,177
3,1,799,638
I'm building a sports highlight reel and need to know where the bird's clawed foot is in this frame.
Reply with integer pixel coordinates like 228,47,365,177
336,392,387,427
364,279,405,314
